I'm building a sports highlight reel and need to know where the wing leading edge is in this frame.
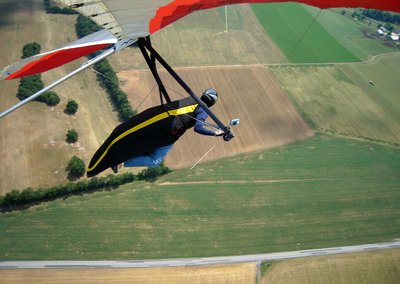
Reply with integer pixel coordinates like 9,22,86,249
0,29,117,80
2,0,398,80
57,0,400,39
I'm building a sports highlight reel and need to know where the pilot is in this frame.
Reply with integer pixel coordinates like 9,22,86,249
87,88,223,177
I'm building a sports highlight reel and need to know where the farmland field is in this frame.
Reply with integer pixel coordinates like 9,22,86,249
118,65,313,169
0,2,296,193
1,135,399,260
262,249,400,284
108,4,287,71
0,0,119,193
0,1,399,281
0,263,256,284
310,8,397,60
251,3,360,63
273,53,400,144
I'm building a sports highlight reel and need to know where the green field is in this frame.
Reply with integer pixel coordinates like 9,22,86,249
1,135,399,260
252,3,398,62
312,8,397,60
251,3,359,63
273,53,400,144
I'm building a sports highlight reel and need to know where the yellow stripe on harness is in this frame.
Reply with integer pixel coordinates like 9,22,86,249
87,104,198,172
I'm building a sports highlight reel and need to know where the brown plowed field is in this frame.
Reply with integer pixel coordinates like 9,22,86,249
0,263,256,284
118,65,314,169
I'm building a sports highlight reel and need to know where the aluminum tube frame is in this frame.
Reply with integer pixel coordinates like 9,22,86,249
138,37,234,141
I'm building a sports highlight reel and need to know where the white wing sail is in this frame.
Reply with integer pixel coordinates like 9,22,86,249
0,29,116,80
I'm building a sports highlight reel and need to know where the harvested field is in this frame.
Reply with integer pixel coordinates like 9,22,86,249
273,53,400,144
118,65,313,169
108,4,286,71
262,249,400,284
0,263,256,284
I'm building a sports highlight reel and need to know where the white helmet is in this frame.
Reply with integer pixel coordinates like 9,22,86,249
201,88,218,107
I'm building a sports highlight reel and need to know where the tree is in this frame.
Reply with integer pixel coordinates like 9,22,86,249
17,75,44,100
75,14,101,39
138,163,171,181
66,129,79,143
386,24,394,32
22,42,41,59
67,156,86,178
17,42,61,106
37,91,60,106
65,99,79,115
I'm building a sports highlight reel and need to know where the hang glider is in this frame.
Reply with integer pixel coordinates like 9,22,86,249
1,0,399,121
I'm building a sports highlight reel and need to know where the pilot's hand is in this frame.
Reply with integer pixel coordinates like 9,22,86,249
214,129,224,136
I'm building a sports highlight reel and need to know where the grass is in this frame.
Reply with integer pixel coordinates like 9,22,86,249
251,3,360,63
161,135,400,182
1,135,399,260
172,5,244,31
272,53,400,144
313,8,397,60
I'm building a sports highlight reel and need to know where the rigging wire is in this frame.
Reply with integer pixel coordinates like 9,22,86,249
133,83,158,112
190,145,216,169
264,9,323,94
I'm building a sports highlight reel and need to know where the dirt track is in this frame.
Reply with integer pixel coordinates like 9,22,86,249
159,178,325,185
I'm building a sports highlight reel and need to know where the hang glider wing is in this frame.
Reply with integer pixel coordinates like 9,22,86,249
57,0,400,40
0,29,116,80
2,0,398,81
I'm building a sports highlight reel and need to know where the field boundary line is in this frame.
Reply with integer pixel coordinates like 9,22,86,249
159,178,331,186
120,52,400,73
265,51,400,67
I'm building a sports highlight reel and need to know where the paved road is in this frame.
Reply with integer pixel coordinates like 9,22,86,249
1,241,399,269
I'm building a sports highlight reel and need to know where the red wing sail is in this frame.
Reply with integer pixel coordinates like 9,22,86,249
2,0,399,80
149,0,400,34
56,1,400,41
0,29,117,80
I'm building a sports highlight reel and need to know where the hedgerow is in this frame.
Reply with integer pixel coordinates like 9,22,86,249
0,165,171,211
75,15,135,121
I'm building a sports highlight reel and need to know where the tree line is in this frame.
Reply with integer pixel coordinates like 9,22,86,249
0,165,171,211
76,15,136,121
361,9,400,25
45,1,135,120
44,0,77,14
